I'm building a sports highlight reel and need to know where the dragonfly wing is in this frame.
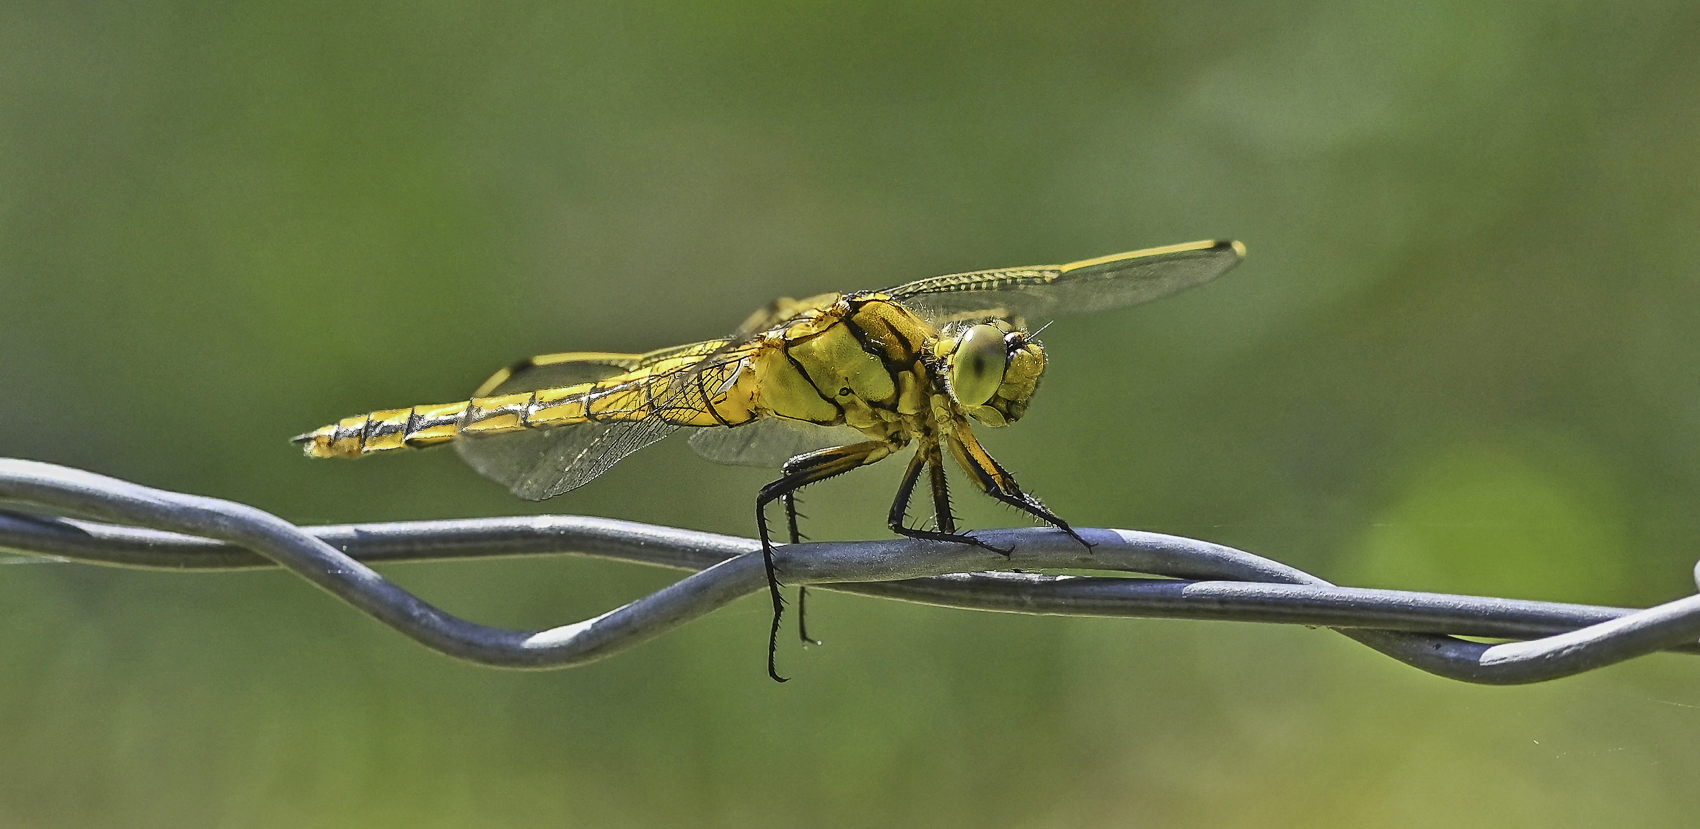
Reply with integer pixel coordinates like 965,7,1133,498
732,291,844,338
455,417,678,501
455,339,751,500
888,239,1244,326
475,352,644,397
687,419,866,468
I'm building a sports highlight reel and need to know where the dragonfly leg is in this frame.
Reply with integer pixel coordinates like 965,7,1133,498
926,443,957,534
757,440,895,682
947,430,1092,550
783,492,822,647
783,491,807,543
886,443,1009,554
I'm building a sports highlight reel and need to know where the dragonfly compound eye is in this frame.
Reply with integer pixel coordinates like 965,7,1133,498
949,323,1009,409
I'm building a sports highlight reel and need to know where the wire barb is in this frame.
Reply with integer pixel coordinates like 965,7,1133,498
1,457,1698,683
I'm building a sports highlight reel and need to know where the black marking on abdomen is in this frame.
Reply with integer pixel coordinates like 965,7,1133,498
581,382,605,424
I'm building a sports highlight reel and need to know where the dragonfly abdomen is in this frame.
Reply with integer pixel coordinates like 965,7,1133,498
296,363,762,459
293,401,470,458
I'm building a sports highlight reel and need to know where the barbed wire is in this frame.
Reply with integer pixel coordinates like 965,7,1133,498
1,457,1697,683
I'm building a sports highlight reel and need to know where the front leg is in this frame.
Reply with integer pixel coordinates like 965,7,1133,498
946,429,1092,550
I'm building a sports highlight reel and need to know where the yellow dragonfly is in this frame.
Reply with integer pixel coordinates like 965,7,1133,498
295,239,1246,680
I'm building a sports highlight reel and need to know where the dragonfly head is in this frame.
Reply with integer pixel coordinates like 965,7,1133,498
937,320,1047,427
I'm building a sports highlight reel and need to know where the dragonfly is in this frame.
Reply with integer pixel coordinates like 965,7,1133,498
294,238,1246,680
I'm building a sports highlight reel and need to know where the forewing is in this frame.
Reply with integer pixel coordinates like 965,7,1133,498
888,239,1244,326
688,419,866,468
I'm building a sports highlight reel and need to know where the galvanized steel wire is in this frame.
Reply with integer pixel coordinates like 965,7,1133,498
2,458,1697,683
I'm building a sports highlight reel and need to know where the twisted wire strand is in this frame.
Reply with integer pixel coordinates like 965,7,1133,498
1,458,1696,682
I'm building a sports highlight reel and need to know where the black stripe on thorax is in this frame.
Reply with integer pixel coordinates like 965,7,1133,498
835,318,908,416
849,300,927,363
840,316,914,399
840,316,899,364
781,348,846,422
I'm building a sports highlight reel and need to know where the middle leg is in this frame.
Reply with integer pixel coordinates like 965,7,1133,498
886,441,1007,553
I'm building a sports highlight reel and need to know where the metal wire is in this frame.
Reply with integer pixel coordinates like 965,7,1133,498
1,457,1697,683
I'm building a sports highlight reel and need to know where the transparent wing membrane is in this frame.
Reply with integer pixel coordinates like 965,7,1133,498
455,344,752,500
887,240,1244,325
732,292,843,338
688,419,865,468
455,419,673,500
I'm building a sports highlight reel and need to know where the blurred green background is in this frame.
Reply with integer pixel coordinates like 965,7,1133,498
4,1,1700,826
